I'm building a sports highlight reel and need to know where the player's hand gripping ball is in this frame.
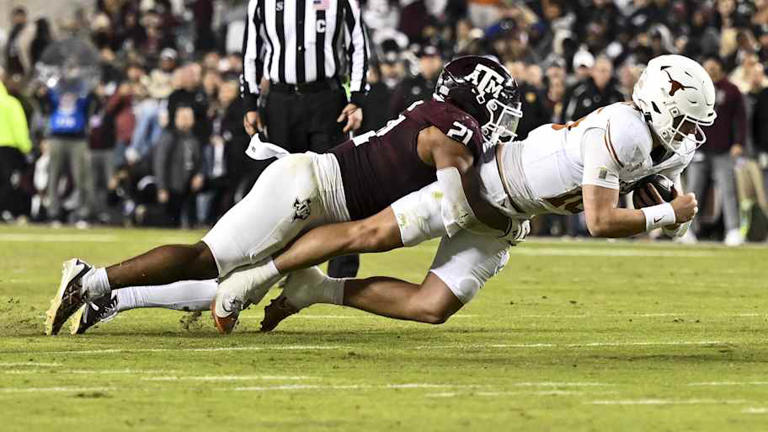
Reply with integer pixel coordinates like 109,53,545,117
631,174,677,208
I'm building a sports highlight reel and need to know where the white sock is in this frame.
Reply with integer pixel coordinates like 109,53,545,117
115,279,218,312
234,258,280,304
320,277,345,305
286,267,346,309
82,267,111,299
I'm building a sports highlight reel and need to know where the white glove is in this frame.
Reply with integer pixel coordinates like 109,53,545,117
501,219,530,245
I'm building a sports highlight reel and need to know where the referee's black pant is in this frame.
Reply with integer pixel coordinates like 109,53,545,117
259,80,359,278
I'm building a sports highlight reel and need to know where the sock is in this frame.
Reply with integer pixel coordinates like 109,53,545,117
82,267,111,299
320,277,345,305
236,258,281,304
287,267,346,309
115,279,218,312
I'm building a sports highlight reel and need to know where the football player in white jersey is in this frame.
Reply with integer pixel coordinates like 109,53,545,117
68,55,711,334
254,53,713,331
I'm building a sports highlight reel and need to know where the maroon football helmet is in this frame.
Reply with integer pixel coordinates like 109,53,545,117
435,55,522,145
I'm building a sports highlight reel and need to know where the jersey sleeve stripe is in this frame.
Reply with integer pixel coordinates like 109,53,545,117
603,121,624,168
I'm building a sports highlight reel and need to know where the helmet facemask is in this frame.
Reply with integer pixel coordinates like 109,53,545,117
655,113,712,156
482,97,523,146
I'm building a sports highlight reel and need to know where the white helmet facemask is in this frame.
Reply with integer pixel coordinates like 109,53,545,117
482,98,523,146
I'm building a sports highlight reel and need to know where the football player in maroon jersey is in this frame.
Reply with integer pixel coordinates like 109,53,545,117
47,56,525,336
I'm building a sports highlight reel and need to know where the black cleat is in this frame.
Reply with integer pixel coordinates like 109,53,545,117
45,259,92,336
260,294,300,332
70,293,119,335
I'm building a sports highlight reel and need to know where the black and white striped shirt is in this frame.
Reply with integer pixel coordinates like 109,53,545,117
241,0,370,111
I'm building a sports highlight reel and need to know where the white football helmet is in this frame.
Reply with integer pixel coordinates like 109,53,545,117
632,55,717,154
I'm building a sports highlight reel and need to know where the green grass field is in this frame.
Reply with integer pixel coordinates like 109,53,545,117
1,225,767,431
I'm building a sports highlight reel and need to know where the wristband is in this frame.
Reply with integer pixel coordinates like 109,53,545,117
640,203,676,231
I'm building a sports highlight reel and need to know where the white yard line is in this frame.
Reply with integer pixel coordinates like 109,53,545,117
239,314,478,321
12,340,734,356
415,340,730,350
515,313,764,319
743,407,768,414
0,233,118,242
426,390,618,398
22,345,342,355
0,386,117,394
0,233,195,243
0,362,61,367
689,382,768,386
588,399,749,406
4,369,179,375
143,375,314,381
507,247,717,258
232,383,485,392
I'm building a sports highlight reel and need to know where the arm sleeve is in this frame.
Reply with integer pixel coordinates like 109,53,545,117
341,0,370,106
581,128,621,190
240,0,263,113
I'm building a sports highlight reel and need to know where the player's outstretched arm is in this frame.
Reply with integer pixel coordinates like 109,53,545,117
424,127,510,235
582,184,697,238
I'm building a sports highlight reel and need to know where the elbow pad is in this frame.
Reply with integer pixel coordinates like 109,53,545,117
437,167,479,237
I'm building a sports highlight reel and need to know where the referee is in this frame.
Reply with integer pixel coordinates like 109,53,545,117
241,0,370,278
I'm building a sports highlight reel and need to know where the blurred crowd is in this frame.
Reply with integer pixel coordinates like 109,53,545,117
0,0,767,244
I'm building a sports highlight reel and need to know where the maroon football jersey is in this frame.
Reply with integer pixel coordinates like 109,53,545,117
331,99,485,220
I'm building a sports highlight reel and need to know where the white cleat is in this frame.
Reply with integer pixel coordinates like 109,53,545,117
211,260,282,334
45,259,92,336
724,229,744,247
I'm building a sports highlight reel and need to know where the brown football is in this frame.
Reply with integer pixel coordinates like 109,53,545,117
631,174,677,209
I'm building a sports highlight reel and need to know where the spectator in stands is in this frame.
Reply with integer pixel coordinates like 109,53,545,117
87,85,116,222
197,80,250,224
167,64,210,145
389,45,443,115
507,61,551,140
153,106,204,227
749,64,768,160
686,56,747,246
5,7,28,76
0,68,32,221
38,66,96,225
468,0,501,30
360,62,394,134
29,18,54,68
561,55,624,123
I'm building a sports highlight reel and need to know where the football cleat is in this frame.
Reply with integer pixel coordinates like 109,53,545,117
261,293,300,332
69,293,119,335
260,267,325,332
211,261,282,334
211,293,243,334
45,259,92,336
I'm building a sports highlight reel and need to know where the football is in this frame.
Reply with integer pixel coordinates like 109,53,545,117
631,174,677,209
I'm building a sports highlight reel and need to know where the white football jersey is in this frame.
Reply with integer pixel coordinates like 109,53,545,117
478,102,694,217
